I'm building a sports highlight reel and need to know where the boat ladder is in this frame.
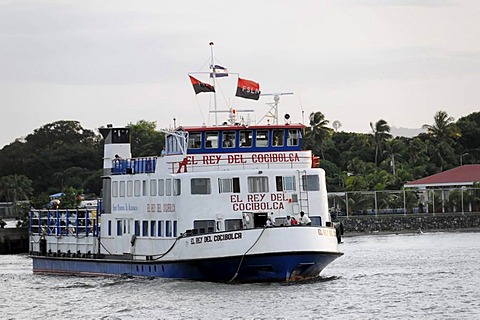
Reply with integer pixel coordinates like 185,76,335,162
296,170,310,215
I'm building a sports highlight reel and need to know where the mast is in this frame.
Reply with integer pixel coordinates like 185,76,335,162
209,42,218,125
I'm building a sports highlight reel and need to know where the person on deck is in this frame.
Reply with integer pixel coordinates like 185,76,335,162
286,215,292,226
299,211,311,226
291,216,299,225
223,136,233,148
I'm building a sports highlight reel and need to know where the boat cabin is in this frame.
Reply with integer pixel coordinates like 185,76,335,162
165,124,304,156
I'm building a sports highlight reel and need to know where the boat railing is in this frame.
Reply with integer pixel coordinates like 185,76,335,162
30,209,99,237
111,157,157,175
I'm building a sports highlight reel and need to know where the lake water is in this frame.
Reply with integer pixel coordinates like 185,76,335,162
1,231,479,319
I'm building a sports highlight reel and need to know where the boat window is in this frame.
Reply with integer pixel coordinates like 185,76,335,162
150,221,156,237
173,221,178,237
310,216,322,226
272,129,284,147
158,179,164,196
248,176,269,193
117,220,122,236
112,181,118,197
142,180,147,196
166,131,188,155
225,219,243,231
173,179,181,196
302,175,320,191
188,132,202,149
134,180,141,197
108,220,112,236
222,131,236,148
142,220,148,236
256,130,268,147
150,179,157,196
218,177,240,193
191,178,211,195
239,130,253,148
157,220,163,237
119,181,125,197
166,221,172,237
193,220,215,235
287,129,300,146
134,220,140,236
166,179,172,196
127,181,133,197
276,176,296,191
205,131,219,149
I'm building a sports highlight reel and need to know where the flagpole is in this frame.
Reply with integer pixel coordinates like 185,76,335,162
209,42,218,125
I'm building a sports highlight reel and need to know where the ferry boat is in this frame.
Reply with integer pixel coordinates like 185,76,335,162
29,46,343,282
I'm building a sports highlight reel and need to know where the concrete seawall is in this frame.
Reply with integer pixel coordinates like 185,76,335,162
339,212,480,235
0,228,29,254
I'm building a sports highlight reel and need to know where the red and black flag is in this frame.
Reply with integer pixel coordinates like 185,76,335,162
235,77,260,100
189,75,215,94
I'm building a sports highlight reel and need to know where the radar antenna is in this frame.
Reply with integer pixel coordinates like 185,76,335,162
257,92,293,125
332,120,342,132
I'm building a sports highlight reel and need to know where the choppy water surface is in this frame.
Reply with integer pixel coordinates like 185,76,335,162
1,232,479,319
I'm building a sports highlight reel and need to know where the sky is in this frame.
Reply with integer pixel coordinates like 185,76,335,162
1,0,479,148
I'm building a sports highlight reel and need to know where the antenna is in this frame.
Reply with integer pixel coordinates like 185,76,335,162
209,42,218,125
258,92,293,125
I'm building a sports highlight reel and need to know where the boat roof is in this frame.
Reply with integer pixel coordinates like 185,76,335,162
178,123,305,132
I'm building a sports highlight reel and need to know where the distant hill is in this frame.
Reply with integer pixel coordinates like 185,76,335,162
390,126,426,138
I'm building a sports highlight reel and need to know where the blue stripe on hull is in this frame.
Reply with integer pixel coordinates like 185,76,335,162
32,252,342,282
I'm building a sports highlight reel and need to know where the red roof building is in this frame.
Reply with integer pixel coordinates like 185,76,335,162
404,164,480,189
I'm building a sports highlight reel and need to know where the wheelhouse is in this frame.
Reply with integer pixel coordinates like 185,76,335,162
165,124,304,156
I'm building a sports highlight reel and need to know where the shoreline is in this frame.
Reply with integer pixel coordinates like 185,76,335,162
343,227,480,238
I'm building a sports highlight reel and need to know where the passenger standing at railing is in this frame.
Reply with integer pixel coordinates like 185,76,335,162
68,221,75,235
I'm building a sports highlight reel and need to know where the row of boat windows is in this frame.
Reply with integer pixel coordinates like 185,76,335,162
187,129,300,149
111,175,320,197
107,219,178,238
107,219,244,239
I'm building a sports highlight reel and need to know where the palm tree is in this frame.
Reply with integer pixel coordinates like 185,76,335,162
370,119,392,166
422,110,456,141
422,111,459,169
308,111,331,159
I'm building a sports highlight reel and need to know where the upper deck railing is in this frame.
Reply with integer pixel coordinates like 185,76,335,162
112,157,157,175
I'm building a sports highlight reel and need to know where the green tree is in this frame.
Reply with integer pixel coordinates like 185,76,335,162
0,174,34,217
0,175,33,202
306,111,332,159
128,120,165,157
456,111,480,163
59,186,83,209
370,119,392,166
422,110,457,141
421,111,460,171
